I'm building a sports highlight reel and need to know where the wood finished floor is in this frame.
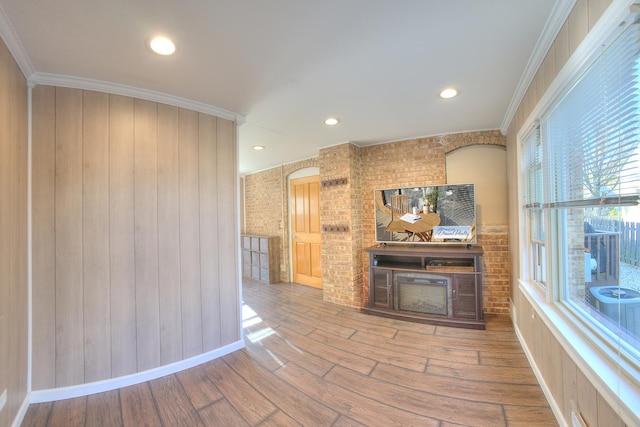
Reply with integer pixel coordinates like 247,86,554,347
22,279,557,426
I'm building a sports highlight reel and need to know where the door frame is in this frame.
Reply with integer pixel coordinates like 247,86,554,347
287,167,320,283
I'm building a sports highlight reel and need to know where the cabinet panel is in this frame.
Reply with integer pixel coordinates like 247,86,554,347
371,269,392,309
241,235,279,284
452,274,479,319
365,245,484,329
259,253,269,267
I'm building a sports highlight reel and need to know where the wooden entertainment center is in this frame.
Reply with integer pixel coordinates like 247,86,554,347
363,244,484,329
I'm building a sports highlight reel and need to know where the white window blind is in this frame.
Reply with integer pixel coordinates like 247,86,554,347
523,126,542,209
541,21,640,208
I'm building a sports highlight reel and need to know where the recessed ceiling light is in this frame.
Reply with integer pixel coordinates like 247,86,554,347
439,88,458,99
252,145,265,151
148,36,176,56
324,117,340,126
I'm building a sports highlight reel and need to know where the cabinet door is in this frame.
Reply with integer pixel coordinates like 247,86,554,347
452,274,479,319
371,269,393,309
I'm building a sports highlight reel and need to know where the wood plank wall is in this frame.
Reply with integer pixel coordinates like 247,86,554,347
32,86,240,390
0,35,29,426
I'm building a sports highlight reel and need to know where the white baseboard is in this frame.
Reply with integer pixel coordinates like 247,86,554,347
29,339,245,404
11,394,30,427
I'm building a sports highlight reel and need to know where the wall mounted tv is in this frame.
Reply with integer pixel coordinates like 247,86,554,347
374,184,476,245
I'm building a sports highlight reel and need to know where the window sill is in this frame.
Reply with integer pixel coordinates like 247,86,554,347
518,280,640,426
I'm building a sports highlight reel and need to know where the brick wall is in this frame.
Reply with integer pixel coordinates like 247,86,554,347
477,226,510,314
243,158,320,282
243,130,510,314
319,144,364,306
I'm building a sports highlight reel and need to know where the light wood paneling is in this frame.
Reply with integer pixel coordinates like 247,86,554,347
199,113,221,351
133,98,161,371
31,84,57,390
179,108,204,357
577,368,598,425
82,90,112,382
55,87,85,387
568,0,589,55
31,86,239,391
0,36,28,427
554,21,570,74
157,103,183,364
109,94,137,377
589,0,612,29
217,119,240,345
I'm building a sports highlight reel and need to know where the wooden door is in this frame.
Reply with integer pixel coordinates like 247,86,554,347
291,176,322,288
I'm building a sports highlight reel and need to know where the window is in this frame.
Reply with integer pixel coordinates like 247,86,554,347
522,126,546,287
523,18,640,361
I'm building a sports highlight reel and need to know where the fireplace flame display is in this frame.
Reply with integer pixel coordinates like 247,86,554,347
394,273,451,316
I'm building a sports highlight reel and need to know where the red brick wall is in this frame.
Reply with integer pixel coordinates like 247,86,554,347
477,227,510,314
319,144,364,306
243,130,510,314
243,158,320,282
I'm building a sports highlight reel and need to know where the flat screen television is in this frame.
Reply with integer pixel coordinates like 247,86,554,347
374,184,476,245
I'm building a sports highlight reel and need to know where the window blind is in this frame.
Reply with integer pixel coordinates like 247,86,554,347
541,20,640,209
523,125,542,208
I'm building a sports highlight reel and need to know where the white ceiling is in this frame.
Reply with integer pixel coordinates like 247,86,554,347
0,0,564,175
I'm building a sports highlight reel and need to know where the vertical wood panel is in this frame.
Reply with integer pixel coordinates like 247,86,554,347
55,87,85,387
588,0,612,30
577,369,598,425
109,94,137,377
157,103,183,364
198,113,221,351
554,22,570,75
31,85,57,389
309,181,320,233
82,90,112,382
217,119,240,345
0,42,9,427
134,99,161,370
547,331,564,413
11,56,29,413
0,50,7,426
0,39,28,424
561,349,577,421
31,87,240,389
568,0,589,55
179,108,203,357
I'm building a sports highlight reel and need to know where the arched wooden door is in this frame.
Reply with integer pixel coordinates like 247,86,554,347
290,176,322,288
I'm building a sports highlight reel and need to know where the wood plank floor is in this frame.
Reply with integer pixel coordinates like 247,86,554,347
22,279,557,426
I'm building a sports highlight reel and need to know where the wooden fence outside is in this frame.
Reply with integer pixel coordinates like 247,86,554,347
588,218,640,267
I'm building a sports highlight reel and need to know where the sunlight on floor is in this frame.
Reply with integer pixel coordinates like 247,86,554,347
242,302,275,343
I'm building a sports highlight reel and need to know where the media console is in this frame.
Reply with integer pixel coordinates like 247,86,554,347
363,245,484,329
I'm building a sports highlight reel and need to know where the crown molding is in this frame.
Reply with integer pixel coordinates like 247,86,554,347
500,0,576,134
29,73,246,124
0,2,35,77
516,0,636,140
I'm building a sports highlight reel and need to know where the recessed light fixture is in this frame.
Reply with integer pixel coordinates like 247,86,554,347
324,117,340,126
252,145,265,151
148,36,176,56
439,88,458,99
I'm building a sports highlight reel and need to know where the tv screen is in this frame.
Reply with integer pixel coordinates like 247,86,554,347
374,184,476,244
